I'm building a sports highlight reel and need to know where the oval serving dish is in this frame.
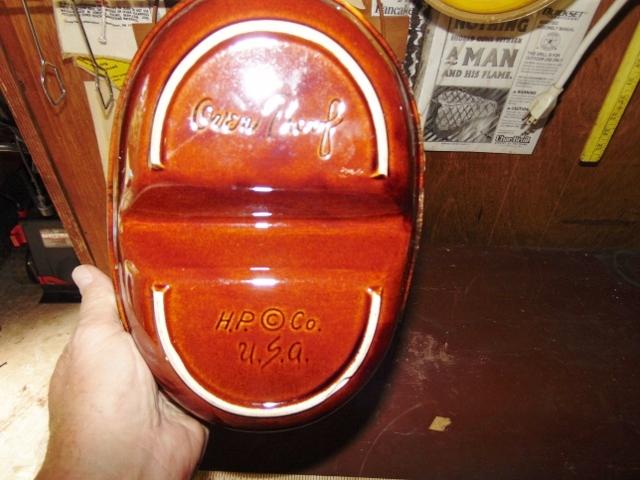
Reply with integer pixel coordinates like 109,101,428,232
109,0,424,429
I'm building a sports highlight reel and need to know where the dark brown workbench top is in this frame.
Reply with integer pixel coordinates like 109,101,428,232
201,246,640,479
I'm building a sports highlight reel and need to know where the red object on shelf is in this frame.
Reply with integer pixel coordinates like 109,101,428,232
9,224,27,247
38,275,69,286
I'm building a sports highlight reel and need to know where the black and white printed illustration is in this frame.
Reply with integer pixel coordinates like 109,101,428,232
414,0,599,153
424,86,509,143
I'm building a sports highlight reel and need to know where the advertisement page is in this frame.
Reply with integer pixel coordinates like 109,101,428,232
415,0,600,154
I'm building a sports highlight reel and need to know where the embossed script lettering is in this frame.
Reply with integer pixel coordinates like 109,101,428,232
190,97,345,159
191,99,260,135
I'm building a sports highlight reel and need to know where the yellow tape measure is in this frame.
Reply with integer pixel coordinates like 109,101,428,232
580,22,640,163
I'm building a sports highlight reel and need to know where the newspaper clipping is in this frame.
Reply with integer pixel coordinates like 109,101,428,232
415,0,600,154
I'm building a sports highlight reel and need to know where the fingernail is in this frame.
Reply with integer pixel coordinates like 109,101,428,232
72,265,93,289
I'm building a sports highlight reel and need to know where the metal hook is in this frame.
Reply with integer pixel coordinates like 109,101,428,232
20,0,67,107
70,0,114,111
98,1,107,45
376,0,387,40
152,0,160,24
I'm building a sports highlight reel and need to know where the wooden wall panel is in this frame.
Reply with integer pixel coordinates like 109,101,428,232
0,41,93,264
0,0,108,270
0,0,638,259
424,1,640,249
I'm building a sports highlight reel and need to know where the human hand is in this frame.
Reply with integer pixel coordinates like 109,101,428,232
36,265,209,480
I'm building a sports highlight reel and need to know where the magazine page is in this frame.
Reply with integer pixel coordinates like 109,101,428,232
414,0,600,154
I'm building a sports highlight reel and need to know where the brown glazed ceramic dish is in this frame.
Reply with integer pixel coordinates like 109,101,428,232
109,0,424,429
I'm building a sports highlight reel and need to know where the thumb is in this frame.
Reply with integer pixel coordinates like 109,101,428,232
72,265,123,332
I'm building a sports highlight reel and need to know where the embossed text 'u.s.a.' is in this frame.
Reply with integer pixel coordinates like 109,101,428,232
190,96,346,159
215,308,321,370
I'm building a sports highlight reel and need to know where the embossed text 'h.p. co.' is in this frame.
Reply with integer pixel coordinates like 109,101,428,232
215,308,320,370
190,96,346,159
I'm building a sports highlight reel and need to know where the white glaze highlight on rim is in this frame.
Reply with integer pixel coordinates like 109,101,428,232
152,284,382,418
149,19,389,177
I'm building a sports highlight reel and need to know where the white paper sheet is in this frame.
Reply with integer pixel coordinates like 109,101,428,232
54,1,166,61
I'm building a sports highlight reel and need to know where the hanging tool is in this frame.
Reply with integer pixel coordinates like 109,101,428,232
98,0,108,44
152,0,160,24
375,0,387,40
70,0,114,111
20,0,66,107
580,21,640,163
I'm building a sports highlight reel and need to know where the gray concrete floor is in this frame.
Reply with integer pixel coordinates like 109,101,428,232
0,248,78,480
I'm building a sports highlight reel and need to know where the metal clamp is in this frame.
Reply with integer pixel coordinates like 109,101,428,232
70,0,114,111
20,0,67,107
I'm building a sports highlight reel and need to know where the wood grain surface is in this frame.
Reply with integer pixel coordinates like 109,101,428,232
0,40,93,265
201,246,640,479
423,1,640,249
1,0,639,265
0,0,108,269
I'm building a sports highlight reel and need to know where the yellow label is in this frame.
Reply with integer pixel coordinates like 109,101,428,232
580,23,640,164
74,56,130,90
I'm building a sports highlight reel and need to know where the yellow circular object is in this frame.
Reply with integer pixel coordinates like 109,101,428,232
426,0,556,23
